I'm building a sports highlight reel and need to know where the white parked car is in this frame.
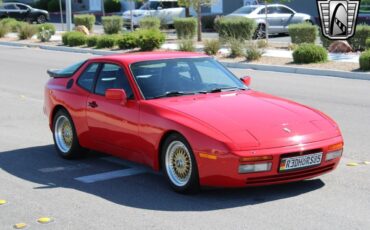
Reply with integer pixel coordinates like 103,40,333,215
227,4,313,38
122,0,188,28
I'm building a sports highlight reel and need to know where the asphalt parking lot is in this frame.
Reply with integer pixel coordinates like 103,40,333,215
0,46,369,229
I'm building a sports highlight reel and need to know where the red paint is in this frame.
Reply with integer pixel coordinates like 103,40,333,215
44,52,343,188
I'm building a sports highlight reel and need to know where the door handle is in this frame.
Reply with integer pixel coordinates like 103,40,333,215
88,101,98,108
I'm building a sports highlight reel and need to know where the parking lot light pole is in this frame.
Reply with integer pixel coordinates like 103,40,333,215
66,0,72,32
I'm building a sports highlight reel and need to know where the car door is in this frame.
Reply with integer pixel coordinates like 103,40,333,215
86,62,141,158
257,6,281,33
15,4,30,21
276,6,296,33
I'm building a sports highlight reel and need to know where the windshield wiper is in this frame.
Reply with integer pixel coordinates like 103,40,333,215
152,91,195,99
206,87,246,93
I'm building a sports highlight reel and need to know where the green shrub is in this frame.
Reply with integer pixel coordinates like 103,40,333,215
74,14,96,32
215,16,256,42
102,16,123,34
96,34,118,49
117,33,138,50
288,23,318,44
204,39,220,55
178,39,196,52
256,39,268,48
37,23,56,35
366,38,370,50
104,0,122,13
48,0,64,12
139,16,161,30
245,43,263,61
86,35,99,47
136,29,165,51
64,31,86,46
37,27,53,42
228,38,244,58
319,28,332,49
0,24,10,38
0,18,21,32
62,32,71,45
293,43,328,64
359,50,370,71
17,22,37,40
349,24,370,51
174,18,197,39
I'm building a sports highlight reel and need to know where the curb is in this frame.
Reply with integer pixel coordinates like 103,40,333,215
1,41,369,80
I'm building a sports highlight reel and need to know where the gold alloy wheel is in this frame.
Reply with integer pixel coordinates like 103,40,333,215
54,115,73,153
165,141,193,187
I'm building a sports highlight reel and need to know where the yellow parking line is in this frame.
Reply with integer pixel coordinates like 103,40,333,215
0,199,7,205
14,223,27,229
37,217,53,224
346,162,359,166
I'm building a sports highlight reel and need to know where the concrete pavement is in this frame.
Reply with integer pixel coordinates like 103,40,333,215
0,46,369,230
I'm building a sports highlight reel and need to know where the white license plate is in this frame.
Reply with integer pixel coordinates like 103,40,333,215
280,153,322,172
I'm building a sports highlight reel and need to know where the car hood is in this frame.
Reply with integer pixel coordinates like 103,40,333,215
151,91,340,150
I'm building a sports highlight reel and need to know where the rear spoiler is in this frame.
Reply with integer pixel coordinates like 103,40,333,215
47,69,72,78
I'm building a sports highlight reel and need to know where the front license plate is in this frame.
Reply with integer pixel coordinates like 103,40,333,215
280,153,323,172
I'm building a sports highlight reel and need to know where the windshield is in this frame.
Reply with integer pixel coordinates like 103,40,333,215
232,6,258,14
131,58,247,99
140,1,159,10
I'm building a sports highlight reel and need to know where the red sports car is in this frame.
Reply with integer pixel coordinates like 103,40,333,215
44,52,343,193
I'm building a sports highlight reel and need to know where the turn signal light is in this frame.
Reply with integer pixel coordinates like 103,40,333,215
328,142,344,152
239,155,272,163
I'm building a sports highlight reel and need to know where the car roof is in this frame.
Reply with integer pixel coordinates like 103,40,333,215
89,51,208,65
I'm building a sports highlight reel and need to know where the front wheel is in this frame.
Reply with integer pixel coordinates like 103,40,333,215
53,109,85,159
36,15,46,24
254,24,266,39
162,134,200,194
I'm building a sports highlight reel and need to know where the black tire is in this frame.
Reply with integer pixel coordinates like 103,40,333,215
52,109,86,159
161,133,200,194
36,14,46,24
253,23,266,39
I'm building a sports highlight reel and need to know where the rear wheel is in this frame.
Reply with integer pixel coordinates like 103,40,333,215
162,134,200,194
53,109,85,159
254,24,266,39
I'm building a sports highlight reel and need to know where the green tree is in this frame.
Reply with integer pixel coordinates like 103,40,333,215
178,0,214,42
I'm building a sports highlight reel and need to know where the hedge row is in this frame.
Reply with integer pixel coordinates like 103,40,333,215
174,18,197,39
215,16,256,42
288,23,318,44
74,14,96,32
61,29,165,51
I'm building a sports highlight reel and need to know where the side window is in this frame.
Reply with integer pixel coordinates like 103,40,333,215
95,64,134,99
258,7,277,14
77,63,99,92
278,6,293,14
4,4,17,10
17,4,28,10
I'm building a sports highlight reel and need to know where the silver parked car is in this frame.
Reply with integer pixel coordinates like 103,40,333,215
227,4,313,38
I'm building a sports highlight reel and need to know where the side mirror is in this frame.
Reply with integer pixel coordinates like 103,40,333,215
157,6,163,10
240,76,252,87
105,89,127,105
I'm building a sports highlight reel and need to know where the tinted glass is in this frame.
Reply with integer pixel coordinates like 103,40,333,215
77,63,99,92
258,6,278,14
16,4,28,10
131,58,246,99
95,64,134,99
4,4,17,10
277,6,293,14
233,6,257,14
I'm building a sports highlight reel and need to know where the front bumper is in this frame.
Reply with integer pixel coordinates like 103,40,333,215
197,136,343,187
